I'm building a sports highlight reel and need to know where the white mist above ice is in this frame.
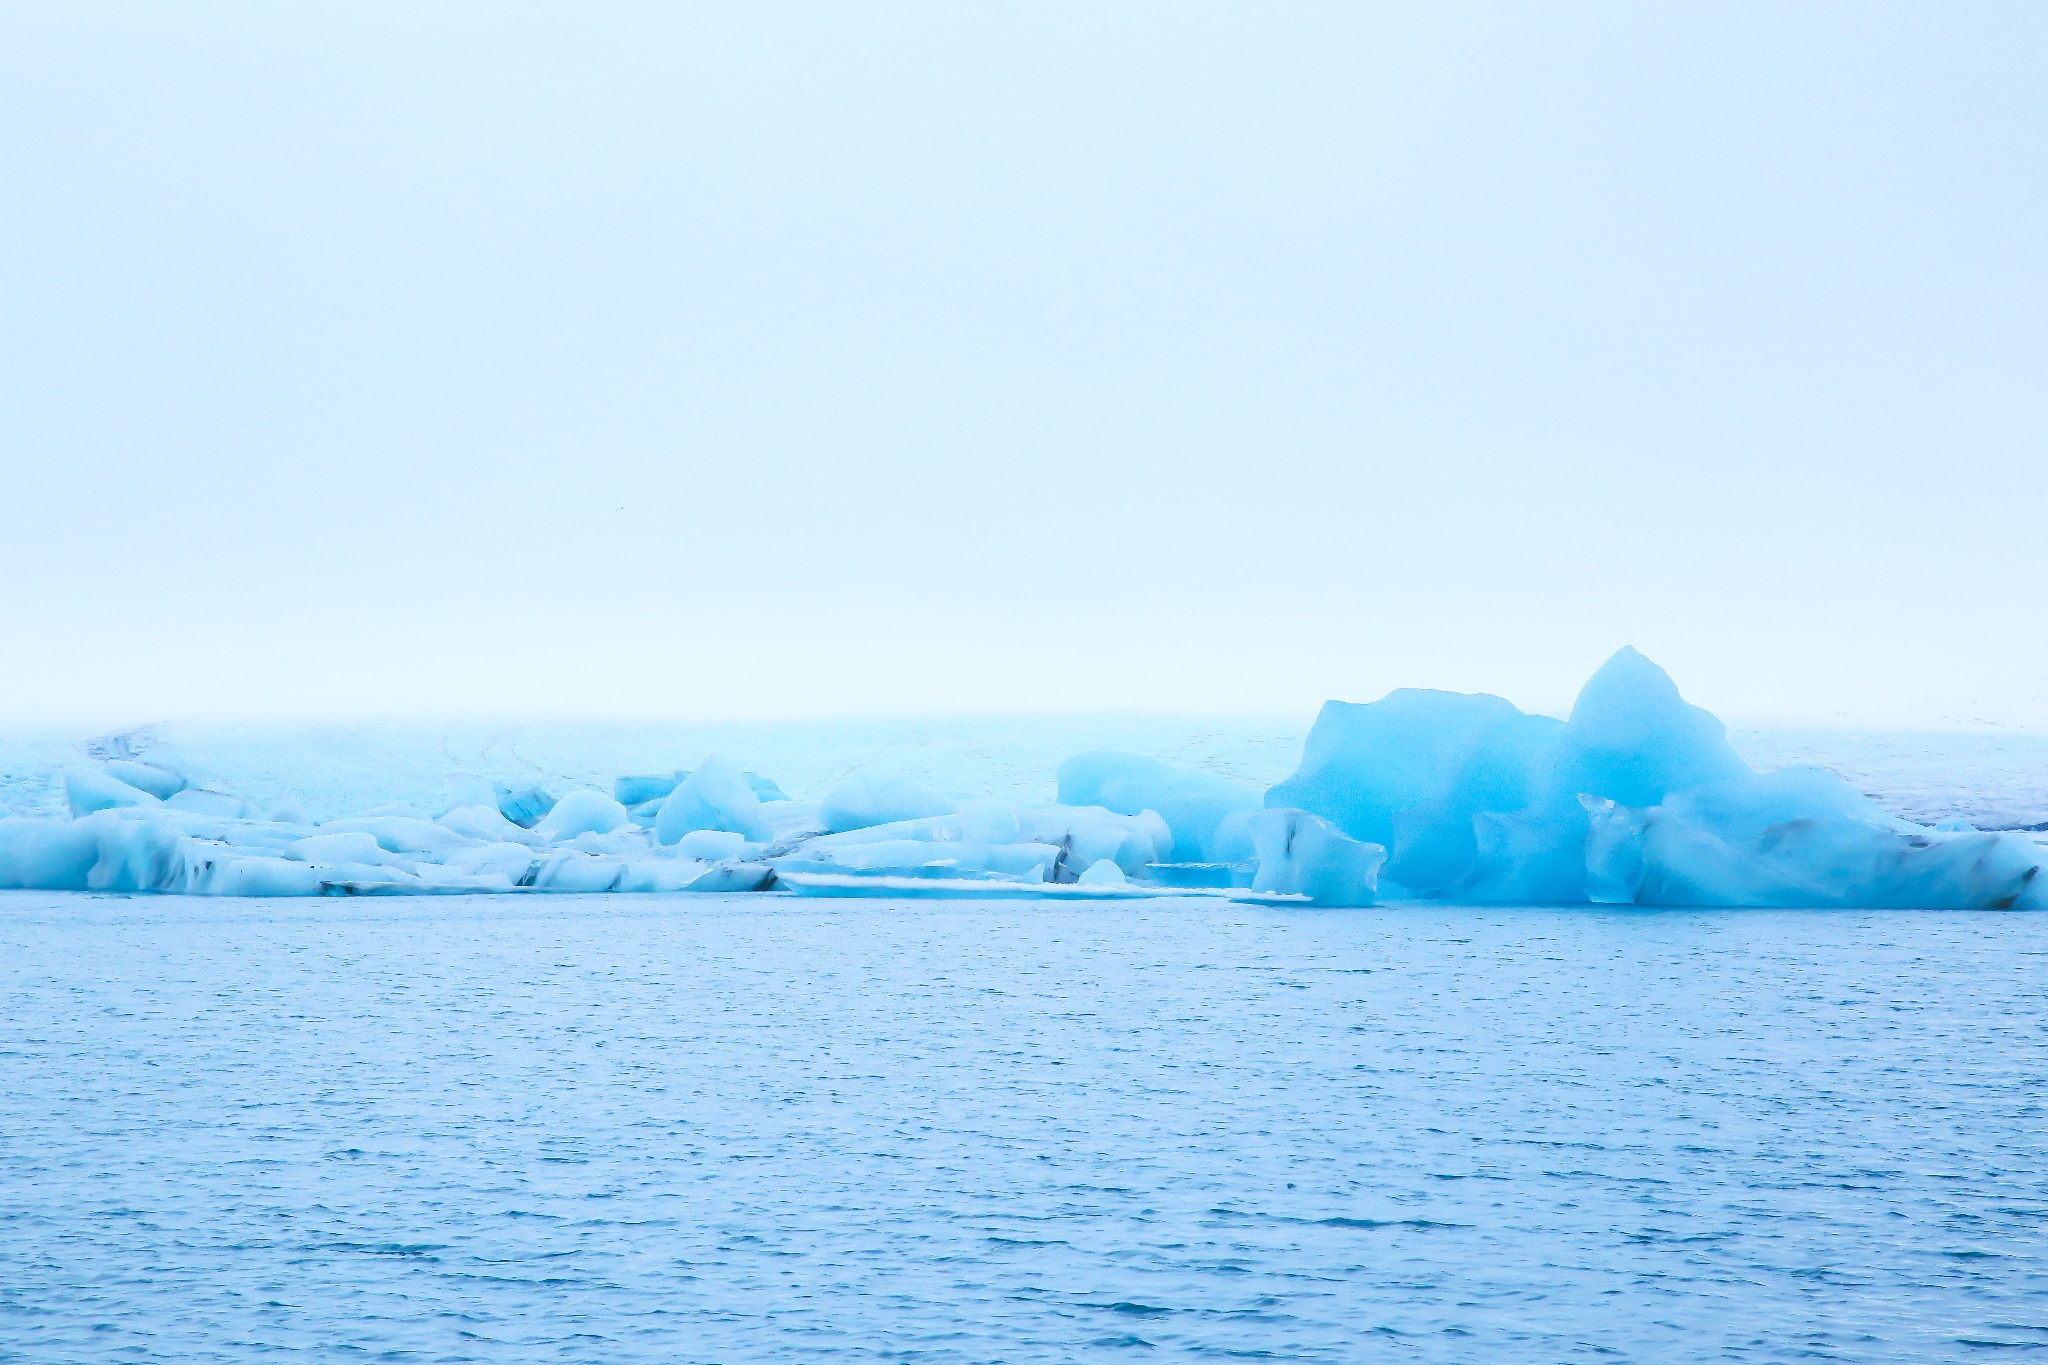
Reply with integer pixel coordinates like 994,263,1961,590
2,6,2046,728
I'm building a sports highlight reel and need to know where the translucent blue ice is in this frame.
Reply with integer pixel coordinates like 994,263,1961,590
1269,647,2042,909
655,755,774,845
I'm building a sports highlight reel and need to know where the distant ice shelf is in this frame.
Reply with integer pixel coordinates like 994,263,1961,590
0,649,2041,908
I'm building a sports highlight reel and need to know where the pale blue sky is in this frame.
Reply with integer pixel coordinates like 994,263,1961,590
3,4,2044,725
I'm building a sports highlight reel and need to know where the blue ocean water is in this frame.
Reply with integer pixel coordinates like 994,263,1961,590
2,893,2044,1363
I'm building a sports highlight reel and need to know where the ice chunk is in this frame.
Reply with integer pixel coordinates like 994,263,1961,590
440,839,540,879
745,773,788,803
439,803,543,846
1622,780,2043,910
615,772,683,806
498,786,556,829
799,839,989,875
527,852,625,892
655,755,773,844
103,759,186,799
820,772,957,833
1249,808,1384,906
180,852,327,897
65,766,160,818
801,802,1160,880
1014,804,1169,878
1076,858,1127,886
534,788,630,842
683,862,778,893
82,814,187,892
568,828,648,856
316,816,474,855
1056,752,1260,861
445,842,541,883
676,829,748,861
615,858,714,892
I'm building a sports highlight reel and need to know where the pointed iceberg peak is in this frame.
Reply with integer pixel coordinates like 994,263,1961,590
1563,647,1746,808
1570,646,1679,719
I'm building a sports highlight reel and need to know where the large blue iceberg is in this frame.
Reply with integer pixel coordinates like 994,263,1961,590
1267,648,2039,909
0,648,2036,907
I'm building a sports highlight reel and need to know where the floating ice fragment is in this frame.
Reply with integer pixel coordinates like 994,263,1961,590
675,829,748,861
317,816,474,855
498,786,556,829
534,788,630,842
440,803,543,845
655,755,773,844
614,772,683,806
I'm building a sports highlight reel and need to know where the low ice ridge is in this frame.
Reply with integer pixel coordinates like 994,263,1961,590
1,648,2039,908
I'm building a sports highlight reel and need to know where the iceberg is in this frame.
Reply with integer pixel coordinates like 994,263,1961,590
1269,647,2044,909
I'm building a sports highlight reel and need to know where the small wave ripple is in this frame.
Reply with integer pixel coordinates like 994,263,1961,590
2,893,2045,1362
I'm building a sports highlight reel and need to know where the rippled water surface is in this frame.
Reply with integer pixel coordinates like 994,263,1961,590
2,893,2045,1362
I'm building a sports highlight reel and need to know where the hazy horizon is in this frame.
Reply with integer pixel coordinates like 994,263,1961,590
6,4,2044,729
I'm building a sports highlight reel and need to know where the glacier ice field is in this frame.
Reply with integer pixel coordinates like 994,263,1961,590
3,648,2045,910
